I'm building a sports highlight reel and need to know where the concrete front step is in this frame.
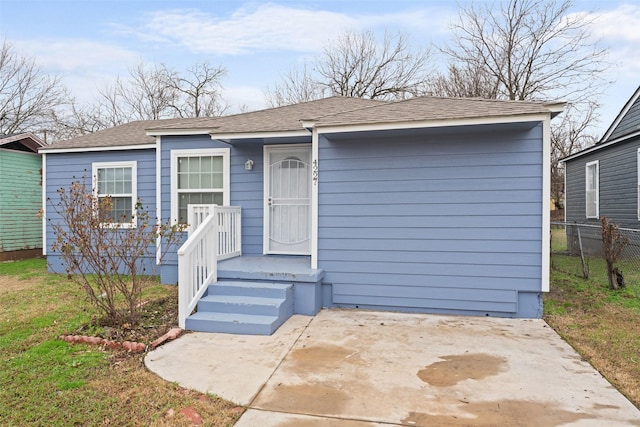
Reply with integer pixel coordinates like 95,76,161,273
185,281,294,335
210,281,292,298
197,294,290,317
185,312,287,335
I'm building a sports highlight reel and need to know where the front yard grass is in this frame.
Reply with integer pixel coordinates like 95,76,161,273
546,228,640,409
0,258,242,426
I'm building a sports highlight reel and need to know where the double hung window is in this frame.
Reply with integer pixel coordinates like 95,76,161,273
92,161,137,227
585,160,599,219
171,148,230,224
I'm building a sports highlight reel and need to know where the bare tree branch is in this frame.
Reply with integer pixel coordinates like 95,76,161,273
265,29,432,106
0,39,71,139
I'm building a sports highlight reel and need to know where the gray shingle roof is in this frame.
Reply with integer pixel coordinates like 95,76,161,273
309,96,554,128
41,96,557,151
40,118,185,151
146,96,387,134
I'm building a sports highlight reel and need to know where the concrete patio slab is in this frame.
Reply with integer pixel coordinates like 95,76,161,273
145,310,640,426
145,314,312,404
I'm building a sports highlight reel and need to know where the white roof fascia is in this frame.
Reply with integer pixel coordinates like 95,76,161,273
601,86,640,142
560,129,640,163
39,144,154,154
308,113,551,135
146,128,217,136
209,130,310,140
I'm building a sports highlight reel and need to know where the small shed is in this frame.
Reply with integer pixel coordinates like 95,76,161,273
0,133,45,261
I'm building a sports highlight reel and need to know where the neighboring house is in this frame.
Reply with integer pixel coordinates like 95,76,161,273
41,96,563,334
562,85,640,255
0,133,45,261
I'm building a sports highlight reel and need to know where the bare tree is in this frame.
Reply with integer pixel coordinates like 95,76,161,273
165,62,227,117
441,0,609,213
318,30,431,99
266,30,432,106
427,63,500,99
266,63,327,108
96,61,177,125
444,0,608,103
0,40,70,138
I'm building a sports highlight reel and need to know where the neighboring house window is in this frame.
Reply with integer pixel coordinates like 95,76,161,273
585,160,599,219
92,161,137,228
171,148,230,224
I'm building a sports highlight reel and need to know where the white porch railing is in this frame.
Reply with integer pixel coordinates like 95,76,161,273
177,205,242,328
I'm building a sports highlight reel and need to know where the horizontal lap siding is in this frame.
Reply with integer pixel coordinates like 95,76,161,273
318,125,543,316
230,144,264,255
160,137,265,265
45,149,157,273
0,151,42,251
565,137,640,228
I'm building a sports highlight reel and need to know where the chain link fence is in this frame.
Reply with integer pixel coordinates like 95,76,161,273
551,221,640,284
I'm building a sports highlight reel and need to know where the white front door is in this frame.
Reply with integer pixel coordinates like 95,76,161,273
264,145,312,255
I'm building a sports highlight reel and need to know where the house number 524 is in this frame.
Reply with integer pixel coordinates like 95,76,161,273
312,159,318,186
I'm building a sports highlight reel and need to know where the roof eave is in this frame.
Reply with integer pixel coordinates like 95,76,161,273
308,112,551,135
560,129,640,163
39,143,155,154
208,130,311,141
146,128,219,136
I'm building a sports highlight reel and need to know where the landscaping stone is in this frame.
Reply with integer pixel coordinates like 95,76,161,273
179,407,203,425
149,327,183,349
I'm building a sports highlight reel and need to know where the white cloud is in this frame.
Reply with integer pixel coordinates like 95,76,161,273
13,39,139,72
122,4,359,55
12,38,139,103
582,3,640,74
113,2,452,56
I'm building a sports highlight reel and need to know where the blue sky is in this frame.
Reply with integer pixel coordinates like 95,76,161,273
1,0,639,137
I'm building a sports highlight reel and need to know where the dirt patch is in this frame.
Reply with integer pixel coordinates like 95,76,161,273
417,353,507,387
71,292,179,346
403,399,596,427
0,275,40,295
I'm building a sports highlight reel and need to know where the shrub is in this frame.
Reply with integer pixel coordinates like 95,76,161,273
49,175,184,327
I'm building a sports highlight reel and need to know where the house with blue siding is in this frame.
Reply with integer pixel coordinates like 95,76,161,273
562,85,640,255
40,96,563,335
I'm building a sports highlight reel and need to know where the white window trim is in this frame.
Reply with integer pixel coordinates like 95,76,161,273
585,160,599,219
170,148,230,224
92,161,138,229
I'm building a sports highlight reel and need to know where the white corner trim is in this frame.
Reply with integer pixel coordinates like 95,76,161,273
41,153,47,256
155,136,162,265
311,130,319,269
542,118,551,293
